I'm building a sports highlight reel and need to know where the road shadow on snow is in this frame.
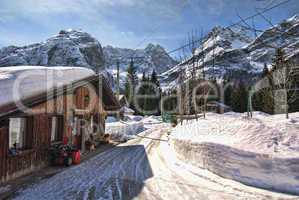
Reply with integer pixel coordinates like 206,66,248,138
11,145,153,200
74,145,154,200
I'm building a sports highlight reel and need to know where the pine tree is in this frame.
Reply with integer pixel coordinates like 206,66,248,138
270,48,294,118
142,71,146,82
231,81,248,113
137,71,149,115
225,84,233,107
151,70,159,86
223,77,233,107
251,62,275,114
272,48,286,71
125,59,138,109
127,59,138,85
149,70,161,115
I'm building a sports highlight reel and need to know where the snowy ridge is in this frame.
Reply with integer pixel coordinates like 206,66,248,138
0,29,105,72
160,15,299,90
104,44,178,88
195,26,252,57
103,44,177,74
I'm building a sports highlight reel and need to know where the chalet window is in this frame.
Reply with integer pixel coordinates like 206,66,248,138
9,117,33,151
9,118,26,149
84,94,90,108
51,116,64,142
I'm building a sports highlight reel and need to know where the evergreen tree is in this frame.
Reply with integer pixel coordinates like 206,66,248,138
151,70,159,86
225,84,233,107
142,71,146,82
270,48,294,118
137,71,149,115
149,70,161,115
251,63,275,114
125,59,138,109
127,59,138,85
272,48,286,71
231,81,248,113
223,77,233,107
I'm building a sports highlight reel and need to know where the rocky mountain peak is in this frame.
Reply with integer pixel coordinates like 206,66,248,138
0,29,105,72
194,25,252,58
103,44,177,74
160,15,299,91
145,43,164,51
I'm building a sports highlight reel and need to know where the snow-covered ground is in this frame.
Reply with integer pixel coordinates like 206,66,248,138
105,120,145,142
170,111,299,194
105,115,163,142
11,123,295,200
141,116,163,125
172,111,299,157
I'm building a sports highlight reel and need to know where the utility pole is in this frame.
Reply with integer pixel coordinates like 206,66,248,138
116,60,120,100
212,31,216,81
115,60,121,120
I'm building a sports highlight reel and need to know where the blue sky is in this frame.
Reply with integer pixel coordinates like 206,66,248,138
0,0,298,55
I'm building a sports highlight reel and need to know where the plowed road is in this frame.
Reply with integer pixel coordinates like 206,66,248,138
14,124,296,200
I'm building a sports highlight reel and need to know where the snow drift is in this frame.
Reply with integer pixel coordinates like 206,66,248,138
170,112,299,195
105,120,145,142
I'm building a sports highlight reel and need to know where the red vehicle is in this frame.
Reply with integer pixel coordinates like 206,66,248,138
49,144,78,166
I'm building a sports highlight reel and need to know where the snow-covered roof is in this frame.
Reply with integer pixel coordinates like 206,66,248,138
118,94,125,100
0,66,95,107
120,106,135,114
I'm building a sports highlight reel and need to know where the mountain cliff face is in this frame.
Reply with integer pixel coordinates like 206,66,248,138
160,15,299,90
0,30,177,89
0,29,105,72
248,15,299,63
103,43,177,74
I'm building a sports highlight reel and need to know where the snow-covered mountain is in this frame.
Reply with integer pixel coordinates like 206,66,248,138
160,15,299,91
0,29,105,72
0,29,177,89
248,15,299,63
103,43,177,74
194,26,252,60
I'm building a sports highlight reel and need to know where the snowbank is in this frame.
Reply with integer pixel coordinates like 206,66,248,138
106,116,118,123
123,115,143,122
170,112,299,195
142,116,163,125
105,121,144,142
120,106,135,114
0,66,95,106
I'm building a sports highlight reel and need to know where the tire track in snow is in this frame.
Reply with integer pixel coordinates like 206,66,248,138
13,124,297,200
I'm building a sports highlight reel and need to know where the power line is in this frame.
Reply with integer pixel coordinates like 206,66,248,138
166,0,293,55
108,0,293,78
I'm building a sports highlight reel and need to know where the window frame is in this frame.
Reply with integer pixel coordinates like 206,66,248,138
50,115,64,143
9,117,26,149
8,116,33,152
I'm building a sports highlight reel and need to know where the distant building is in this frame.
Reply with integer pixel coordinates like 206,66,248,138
118,95,129,107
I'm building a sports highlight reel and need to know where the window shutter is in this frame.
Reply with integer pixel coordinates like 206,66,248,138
57,116,64,141
25,116,34,149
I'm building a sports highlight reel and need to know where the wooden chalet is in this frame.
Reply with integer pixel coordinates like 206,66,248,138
0,67,120,183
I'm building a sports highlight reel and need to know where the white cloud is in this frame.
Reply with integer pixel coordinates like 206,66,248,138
93,0,136,7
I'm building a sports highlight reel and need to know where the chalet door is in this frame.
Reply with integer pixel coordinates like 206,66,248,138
75,116,86,152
